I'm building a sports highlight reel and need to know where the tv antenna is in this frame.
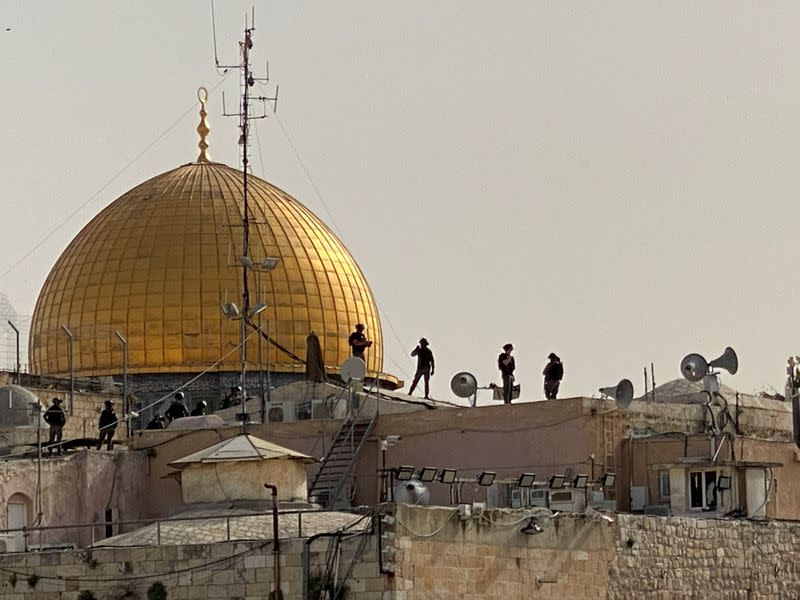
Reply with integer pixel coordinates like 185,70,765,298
211,3,279,421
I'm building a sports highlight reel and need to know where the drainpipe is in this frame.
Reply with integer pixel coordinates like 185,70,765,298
264,484,281,599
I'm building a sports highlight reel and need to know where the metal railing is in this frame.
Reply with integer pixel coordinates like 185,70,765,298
0,507,353,551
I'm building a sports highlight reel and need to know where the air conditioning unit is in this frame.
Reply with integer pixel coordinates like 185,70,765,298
510,487,550,508
0,533,23,553
549,489,587,512
630,486,649,512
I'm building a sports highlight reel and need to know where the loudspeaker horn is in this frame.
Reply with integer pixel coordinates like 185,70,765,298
451,372,478,399
708,346,738,375
598,379,635,409
680,353,708,382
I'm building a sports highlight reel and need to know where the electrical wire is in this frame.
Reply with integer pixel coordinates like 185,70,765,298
394,509,458,538
268,113,416,377
0,71,233,284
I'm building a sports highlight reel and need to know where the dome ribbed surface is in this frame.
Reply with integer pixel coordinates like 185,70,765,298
30,162,383,377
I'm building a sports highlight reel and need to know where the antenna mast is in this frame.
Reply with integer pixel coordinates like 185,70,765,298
213,5,278,426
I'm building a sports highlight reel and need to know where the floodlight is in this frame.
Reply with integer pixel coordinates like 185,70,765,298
521,518,544,535
249,303,267,317
517,473,536,488
419,467,438,483
260,257,280,271
439,469,457,484
600,473,616,488
220,302,241,319
717,475,732,490
477,471,496,486
395,466,415,481
573,474,589,489
548,475,566,489
239,256,254,267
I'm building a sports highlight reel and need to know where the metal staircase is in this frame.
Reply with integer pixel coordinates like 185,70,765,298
309,413,377,509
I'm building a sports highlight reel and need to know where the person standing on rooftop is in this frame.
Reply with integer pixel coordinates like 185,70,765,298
408,338,435,400
348,324,372,360
43,397,66,456
498,343,516,404
543,353,564,399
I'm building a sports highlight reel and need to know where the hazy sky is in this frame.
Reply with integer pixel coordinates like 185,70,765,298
2,1,799,403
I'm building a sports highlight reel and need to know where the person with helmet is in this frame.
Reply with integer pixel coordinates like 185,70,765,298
145,414,167,430
43,397,66,456
407,338,435,400
165,391,189,423
498,343,516,404
543,353,564,399
221,386,242,409
190,400,208,416
97,400,117,450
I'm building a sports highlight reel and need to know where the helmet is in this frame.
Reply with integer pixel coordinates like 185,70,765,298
174,391,185,401
198,400,207,408
104,400,113,407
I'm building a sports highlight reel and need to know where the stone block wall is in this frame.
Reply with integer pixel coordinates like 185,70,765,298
0,536,386,600
609,514,800,599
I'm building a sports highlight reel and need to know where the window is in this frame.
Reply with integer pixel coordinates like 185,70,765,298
658,471,671,500
689,470,718,510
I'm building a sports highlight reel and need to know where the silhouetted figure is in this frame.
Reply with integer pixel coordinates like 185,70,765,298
408,338,435,400
146,415,166,430
190,400,208,416
543,353,564,400
221,386,241,409
43,398,66,456
498,344,516,404
165,392,189,423
348,324,372,359
97,400,117,450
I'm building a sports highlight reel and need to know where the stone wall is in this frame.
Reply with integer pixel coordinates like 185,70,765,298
0,535,386,600
2,505,800,599
609,514,800,599
385,505,800,599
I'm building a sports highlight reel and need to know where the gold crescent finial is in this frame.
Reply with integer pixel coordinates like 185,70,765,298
196,87,210,162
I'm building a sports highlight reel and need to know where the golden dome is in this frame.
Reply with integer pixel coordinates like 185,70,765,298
29,161,384,379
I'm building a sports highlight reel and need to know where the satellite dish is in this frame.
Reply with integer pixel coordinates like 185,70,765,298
451,372,478,399
340,357,366,382
708,347,738,375
680,353,708,382
598,379,635,409
393,480,431,506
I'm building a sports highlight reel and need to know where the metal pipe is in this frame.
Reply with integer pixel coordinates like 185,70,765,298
114,331,128,436
264,484,281,598
60,325,74,414
258,311,265,423
302,531,342,600
240,315,247,433
7,321,19,385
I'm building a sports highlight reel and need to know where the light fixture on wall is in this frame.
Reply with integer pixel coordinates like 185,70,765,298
548,475,566,489
599,473,616,488
439,469,457,484
418,467,438,483
521,518,544,535
573,474,589,489
477,471,496,486
517,473,536,488
395,466,415,481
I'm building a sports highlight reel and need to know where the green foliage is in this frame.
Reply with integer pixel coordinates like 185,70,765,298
77,591,97,600
147,581,167,600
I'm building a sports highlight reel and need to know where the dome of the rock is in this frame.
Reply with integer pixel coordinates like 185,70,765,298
29,160,384,380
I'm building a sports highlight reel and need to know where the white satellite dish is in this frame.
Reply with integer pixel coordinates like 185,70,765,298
599,379,635,409
393,480,431,505
340,357,367,383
